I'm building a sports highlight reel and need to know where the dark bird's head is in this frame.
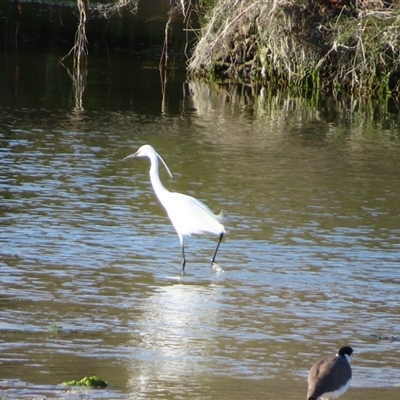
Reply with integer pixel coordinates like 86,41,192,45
338,346,353,360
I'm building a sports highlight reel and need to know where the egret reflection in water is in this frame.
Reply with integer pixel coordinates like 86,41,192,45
127,284,222,395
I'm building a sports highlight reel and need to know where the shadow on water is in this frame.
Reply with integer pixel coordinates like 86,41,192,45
1,5,400,398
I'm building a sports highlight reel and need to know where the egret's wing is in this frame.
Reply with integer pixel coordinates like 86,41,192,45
165,192,225,236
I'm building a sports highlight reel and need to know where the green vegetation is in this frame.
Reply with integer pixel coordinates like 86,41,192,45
188,0,400,98
48,323,63,332
62,375,108,388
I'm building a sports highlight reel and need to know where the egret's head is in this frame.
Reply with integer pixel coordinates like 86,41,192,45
123,144,155,161
123,145,173,178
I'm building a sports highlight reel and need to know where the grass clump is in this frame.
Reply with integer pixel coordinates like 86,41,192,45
62,375,108,388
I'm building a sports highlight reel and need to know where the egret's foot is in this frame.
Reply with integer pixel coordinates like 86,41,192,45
211,262,224,273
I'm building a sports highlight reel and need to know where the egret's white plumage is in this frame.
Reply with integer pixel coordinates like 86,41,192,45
124,144,225,272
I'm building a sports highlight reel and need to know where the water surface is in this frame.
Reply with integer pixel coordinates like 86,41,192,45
0,52,400,399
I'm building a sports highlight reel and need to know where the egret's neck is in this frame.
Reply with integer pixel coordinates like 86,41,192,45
149,153,169,199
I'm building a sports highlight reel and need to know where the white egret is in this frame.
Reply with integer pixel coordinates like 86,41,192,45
124,144,225,273
307,346,353,400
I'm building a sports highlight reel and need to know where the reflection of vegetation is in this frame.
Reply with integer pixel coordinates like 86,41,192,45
62,375,108,388
188,0,400,98
60,60,87,111
358,333,399,342
184,80,400,129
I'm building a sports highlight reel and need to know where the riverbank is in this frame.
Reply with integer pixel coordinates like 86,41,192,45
188,0,400,98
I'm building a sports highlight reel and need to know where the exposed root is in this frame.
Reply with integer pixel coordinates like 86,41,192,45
61,0,89,69
96,0,139,19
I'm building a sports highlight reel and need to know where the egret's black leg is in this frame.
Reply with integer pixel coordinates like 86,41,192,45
181,242,186,274
211,233,224,265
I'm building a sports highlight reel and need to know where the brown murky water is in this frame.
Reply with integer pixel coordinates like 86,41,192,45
1,39,400,399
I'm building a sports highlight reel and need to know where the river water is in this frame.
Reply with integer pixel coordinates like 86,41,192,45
1,23,400,400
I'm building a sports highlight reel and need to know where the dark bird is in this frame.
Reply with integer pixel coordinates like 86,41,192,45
307,346,353,400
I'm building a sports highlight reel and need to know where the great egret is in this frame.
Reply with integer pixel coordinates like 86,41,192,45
307,346,353,400
124,144,225,273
